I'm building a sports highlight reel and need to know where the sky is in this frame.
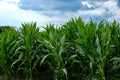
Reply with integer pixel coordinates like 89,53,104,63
0,0,120,28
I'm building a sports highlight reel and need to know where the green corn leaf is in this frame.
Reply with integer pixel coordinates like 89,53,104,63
40,55,49,66
62,68,67,79
68,55,77,61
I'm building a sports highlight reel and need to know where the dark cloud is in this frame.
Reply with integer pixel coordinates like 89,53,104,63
53,1,83,11
18,0,86,11
18,0,45,10
117,0,120,7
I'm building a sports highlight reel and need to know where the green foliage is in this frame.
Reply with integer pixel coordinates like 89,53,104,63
16,22,40,80
40,24,67,80
0,17,120,80
0,28,18,79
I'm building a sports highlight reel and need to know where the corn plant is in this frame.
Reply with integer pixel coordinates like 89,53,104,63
40,24,67,80
109,20,120,79
75,20,111,80
61,18,86,79
12,22,40,80
0,28,18,79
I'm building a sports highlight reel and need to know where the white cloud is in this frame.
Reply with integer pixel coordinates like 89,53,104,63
81,0,120,22
100,0,120,22
0,0,19,10
81,1,94,8
4,0,20,3
0,0,54,27
64,7,106,20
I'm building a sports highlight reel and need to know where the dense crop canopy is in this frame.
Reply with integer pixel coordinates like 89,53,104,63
0,18,120,80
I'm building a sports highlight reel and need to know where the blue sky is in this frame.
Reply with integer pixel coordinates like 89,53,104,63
0,0,120,28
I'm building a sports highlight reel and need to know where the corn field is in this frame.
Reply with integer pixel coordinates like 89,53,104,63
0,17,120,80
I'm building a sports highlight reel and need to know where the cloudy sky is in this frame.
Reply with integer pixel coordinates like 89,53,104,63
0,0,120,28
